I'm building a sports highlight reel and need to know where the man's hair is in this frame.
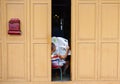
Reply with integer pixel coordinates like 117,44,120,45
51,43,55,50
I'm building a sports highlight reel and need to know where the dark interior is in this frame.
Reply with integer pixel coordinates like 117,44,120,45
52,0,71,42
52,0,71,81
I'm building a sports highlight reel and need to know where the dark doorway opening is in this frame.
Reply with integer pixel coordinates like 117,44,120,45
52,0,71,81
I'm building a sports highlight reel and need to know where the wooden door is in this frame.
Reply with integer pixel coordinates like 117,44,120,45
75,0,120,83
0,0,51,82
2,0,29,81
75,0,98,80
30,0,51,82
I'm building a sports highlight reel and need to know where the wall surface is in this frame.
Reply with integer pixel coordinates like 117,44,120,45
1,0,120,84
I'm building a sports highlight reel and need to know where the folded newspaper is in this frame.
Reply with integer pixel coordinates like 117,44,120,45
52,37,71,56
